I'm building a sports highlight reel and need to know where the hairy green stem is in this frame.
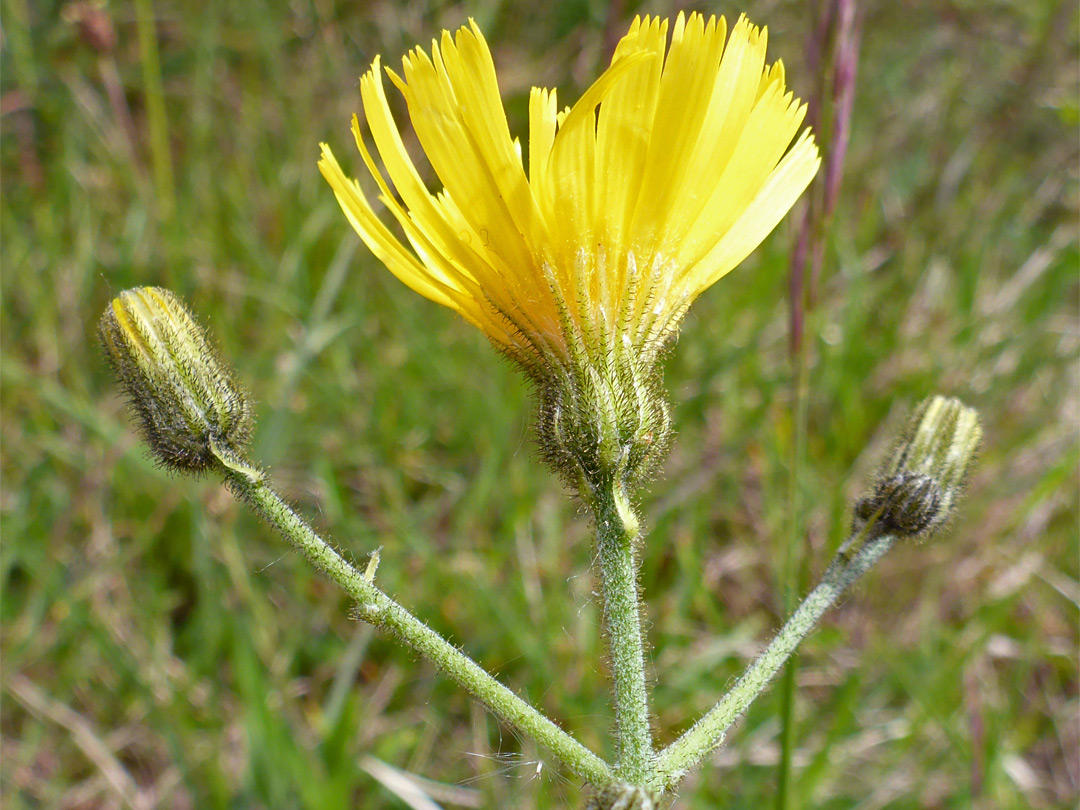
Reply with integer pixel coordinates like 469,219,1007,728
655,531,896,790
217,451,613,788
592,483,654,787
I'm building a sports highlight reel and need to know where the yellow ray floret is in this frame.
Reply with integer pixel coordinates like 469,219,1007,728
319,12,820,366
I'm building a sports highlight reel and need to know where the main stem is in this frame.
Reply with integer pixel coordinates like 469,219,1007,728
218,453,612,788
592,482,654,787
655,531,896,790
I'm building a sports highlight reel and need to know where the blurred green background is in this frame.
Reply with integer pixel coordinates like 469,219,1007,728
3,0,1077,808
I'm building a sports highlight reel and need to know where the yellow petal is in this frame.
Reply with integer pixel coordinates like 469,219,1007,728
656,15,768,251
758,59,785,100
544,46,651,321
358,63,487,285
528,86,558,207
391,31,535,277
686,128,820,291
437,22,539,250
676,81,809,271
317,143,461,311
629,12,729,252
594,15,666,259
321,15,819,364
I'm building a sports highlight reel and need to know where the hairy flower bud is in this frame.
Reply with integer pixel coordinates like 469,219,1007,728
99,287,254,473
855,395,981,538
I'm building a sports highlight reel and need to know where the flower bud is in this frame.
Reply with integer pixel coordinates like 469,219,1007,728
855,395,981,538
99,287,254,473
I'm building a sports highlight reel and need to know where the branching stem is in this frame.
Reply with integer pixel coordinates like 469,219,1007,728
655,529,896,790
216,449,613,788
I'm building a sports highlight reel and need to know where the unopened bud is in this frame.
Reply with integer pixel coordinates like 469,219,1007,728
856,395,981,538
100,287,254,473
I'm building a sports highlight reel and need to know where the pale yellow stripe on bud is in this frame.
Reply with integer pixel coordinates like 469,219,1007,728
99,287,253,474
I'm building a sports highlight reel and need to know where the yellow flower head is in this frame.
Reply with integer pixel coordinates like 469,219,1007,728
320,12,820,497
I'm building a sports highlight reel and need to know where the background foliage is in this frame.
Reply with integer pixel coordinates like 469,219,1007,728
3,0,1077,808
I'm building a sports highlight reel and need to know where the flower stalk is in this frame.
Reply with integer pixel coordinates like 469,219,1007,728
590,483,655,788
655,526,896,789
217,444,614,788
657,392,980,791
